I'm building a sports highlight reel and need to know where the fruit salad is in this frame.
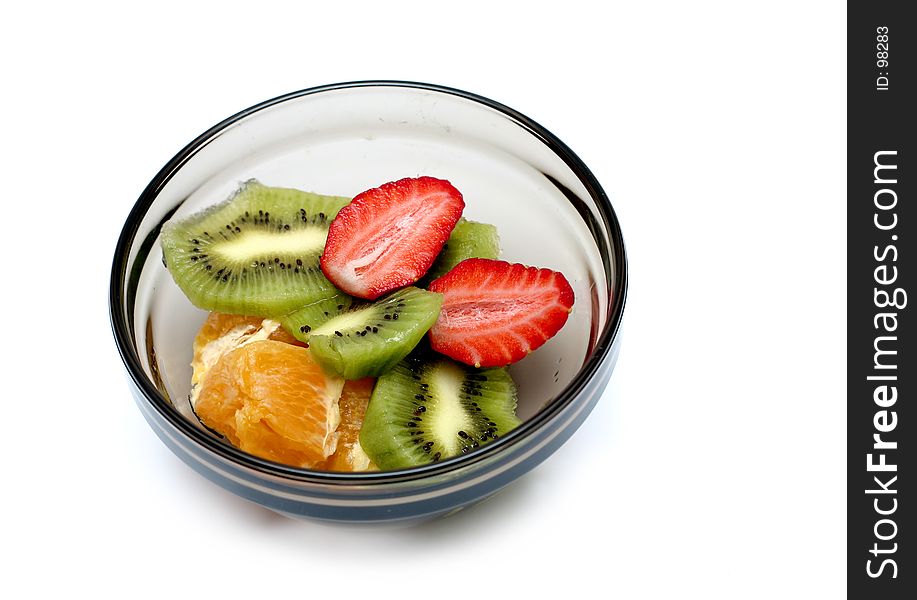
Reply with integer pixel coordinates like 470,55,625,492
161,176,574,471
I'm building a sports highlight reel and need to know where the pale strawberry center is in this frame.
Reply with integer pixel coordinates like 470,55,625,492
442,298,540,327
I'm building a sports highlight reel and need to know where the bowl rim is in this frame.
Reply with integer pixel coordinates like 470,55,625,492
110,80,628,485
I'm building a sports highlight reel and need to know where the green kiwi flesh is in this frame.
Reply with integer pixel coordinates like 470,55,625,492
359,353,520,469
288,287,444,380
160,179,350,316
422,218,500,284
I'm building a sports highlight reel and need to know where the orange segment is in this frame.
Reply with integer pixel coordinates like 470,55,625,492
190,312,301,407
195,340,344,468
321,377,379,472
194,312,301,352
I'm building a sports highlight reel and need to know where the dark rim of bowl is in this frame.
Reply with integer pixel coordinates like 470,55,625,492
110,80,628,485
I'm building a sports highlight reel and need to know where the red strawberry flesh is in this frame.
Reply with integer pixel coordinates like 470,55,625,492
428,258,575,367
321,176,465,299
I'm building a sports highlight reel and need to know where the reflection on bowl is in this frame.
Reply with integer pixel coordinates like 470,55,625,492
110,81,627,522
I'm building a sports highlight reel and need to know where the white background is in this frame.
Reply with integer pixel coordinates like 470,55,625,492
1,1,845,598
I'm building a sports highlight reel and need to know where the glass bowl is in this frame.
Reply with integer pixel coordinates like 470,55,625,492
110,81,627,523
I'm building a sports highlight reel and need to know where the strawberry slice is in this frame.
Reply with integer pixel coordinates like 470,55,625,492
428,258,575,367
321,177,465,299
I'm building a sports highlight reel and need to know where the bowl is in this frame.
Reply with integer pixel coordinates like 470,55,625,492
110,81,627,523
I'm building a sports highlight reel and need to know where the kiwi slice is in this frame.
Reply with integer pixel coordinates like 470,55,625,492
286,287,443,380
278,292,354,338
422,218,500,284
160,179,350,316
360,353,520,469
